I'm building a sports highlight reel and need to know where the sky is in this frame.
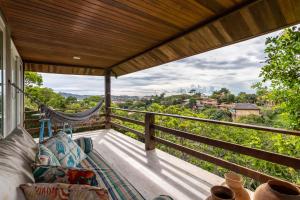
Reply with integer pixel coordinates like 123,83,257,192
41,29,283,97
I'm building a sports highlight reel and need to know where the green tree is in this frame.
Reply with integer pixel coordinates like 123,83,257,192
211,88,235,104
259,26,300,129
235,92,257,103
24,72,44,109
65,96,77,105
252,83,269,106
24,72,43,87
189,98,197,109
202,107,232,121
26,87,66,109
82,95,102,108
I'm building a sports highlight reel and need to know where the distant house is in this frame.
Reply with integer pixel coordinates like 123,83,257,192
231,103,260,119
200,98,218,107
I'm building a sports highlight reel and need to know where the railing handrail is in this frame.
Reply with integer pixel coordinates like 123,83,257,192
109,107,300,136
153,124,300,169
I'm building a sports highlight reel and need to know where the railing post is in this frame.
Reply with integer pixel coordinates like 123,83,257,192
145,112,155,151
105,69,111,129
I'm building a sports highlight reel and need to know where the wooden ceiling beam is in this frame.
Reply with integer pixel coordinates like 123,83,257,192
24,61,105,76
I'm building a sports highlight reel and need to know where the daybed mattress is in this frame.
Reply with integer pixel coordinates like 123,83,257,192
77,150,145,200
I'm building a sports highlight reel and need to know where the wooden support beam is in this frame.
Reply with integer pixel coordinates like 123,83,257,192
105,69,111,129
145,113,155,151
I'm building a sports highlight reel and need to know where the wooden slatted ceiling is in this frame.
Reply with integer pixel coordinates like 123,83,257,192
0,0,299,76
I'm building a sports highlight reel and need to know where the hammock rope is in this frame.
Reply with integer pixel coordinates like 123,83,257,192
8,80,104,123
41,101,103,123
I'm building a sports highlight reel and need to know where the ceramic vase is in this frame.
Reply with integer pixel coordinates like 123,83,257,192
224,172,250,200
254,180,300,200
210,186,235,200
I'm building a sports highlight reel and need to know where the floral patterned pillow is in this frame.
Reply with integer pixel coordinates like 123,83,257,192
32,164,98,186
20,183,109,200
43,132,86,167
36,144,61,166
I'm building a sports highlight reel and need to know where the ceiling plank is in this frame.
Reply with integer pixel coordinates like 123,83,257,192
1,0,299,76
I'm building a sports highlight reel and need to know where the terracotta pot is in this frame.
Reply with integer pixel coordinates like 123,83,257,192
225,172,250,200
211,186,235,200
254,180,300,200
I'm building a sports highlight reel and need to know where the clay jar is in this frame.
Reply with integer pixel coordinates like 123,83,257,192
254,180,300,200
224,172,250,200
211,186,235,200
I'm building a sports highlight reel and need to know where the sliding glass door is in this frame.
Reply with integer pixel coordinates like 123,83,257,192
0,30,3,137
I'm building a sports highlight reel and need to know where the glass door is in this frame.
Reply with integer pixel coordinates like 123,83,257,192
11,54,17,128
0,30,3,137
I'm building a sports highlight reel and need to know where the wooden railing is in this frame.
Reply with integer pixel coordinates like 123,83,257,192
108,107,300,185
24,110,105,137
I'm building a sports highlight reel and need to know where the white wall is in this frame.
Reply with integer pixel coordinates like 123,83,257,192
0,12,24,138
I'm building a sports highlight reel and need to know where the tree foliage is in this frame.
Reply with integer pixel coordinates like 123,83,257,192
259,26,300,129
24,72,102,111
24,72,43,87
211,88,235,104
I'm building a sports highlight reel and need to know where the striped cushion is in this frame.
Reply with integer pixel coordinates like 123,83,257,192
77,150,145,200
74,137,93,154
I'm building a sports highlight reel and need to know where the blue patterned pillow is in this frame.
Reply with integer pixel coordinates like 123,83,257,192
36,144,61,166
74,137,93,154
43,132,86,167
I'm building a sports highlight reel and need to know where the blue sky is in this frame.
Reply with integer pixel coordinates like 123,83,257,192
41,29,282,97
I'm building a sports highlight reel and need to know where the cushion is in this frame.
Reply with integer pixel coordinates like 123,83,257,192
5,125,38,163
0,126,37,200
74,137,93,154
43,132,86,167
20,183,109,200
36,144,61,166
32,164,98,186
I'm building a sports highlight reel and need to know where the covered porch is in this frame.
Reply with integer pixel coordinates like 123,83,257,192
0,0,300,199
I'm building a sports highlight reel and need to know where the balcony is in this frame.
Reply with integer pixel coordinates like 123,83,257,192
25,105,300,199
1,1,300,199
57,103,299,199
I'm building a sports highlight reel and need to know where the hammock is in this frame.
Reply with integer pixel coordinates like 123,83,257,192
8,79,104,123
41,100,104,123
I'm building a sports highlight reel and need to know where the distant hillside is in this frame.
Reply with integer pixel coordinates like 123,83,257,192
59,92,92,100
59,92,140,101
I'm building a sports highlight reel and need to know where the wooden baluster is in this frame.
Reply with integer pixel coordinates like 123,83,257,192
145,113,155,151
105,69,111,129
